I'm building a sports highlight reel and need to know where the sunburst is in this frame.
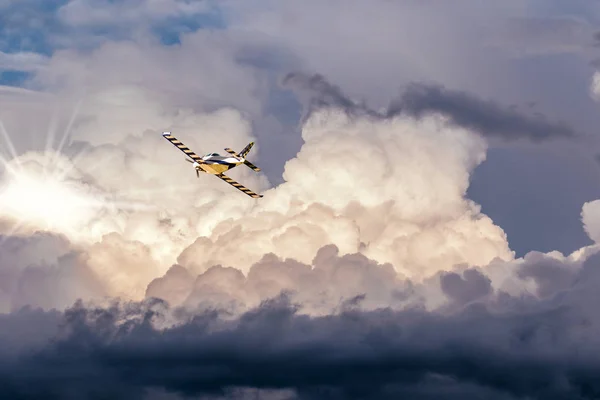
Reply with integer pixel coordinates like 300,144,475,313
0,98,164,244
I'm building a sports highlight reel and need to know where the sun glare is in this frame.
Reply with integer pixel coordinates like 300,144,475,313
0,112,167,248
0,170,100,236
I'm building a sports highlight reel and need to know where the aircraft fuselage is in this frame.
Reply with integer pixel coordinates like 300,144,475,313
194,155,244,175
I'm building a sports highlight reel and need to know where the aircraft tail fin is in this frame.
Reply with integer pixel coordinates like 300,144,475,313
225,142,260,171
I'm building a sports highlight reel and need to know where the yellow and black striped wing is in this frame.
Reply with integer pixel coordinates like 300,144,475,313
162,132,203,162
215,173,263,198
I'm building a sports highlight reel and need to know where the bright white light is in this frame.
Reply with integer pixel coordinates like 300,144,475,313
0,171,99,235
0,149,160,244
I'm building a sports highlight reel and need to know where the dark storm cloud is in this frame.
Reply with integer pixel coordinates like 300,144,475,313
439,268,492,305
516,252,578,298
283,72,578,142
3,251,600,399
393,83,576,142
0,306,61,357
282,73,382,120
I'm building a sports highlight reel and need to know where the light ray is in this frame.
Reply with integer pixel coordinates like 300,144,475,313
0,154,19,176
55,146,108,182
0,149,168,245
43,104,61,179
0,118,21,172
50,97,85,180
55,97,84,156
44,104,60,157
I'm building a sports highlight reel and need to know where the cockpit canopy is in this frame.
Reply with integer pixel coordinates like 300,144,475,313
205,152,220,157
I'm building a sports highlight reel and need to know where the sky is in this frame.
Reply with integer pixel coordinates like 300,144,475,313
3,0,600,399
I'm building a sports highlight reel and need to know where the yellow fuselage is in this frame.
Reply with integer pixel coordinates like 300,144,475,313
197,160,242,175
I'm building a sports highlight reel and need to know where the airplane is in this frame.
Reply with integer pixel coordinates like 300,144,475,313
162,131,263,198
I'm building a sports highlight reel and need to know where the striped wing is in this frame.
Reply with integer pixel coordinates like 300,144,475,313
162,132,204,162
215,173,263,198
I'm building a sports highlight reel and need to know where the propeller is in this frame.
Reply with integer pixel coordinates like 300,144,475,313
185,158,201,178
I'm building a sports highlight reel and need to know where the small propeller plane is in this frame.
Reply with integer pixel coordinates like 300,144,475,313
162,131,263,198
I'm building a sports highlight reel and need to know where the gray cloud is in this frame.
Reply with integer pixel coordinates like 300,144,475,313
3,250,600,400
0,232,107,312
0,306,61,358
282,73,378,119
1,242,598,399
392,83,578,142
283,73,578,142
516,252,579,298
147,245,418,316
487,16,597,56
439,268,493,306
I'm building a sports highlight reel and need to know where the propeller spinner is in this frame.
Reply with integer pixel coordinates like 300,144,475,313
185,158,201,177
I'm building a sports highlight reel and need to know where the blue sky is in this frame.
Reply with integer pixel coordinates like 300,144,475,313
0,0,226,85
0,0,66,56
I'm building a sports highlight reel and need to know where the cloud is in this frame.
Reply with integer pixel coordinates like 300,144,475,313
284,73,578,142
31,35,264,117
148,244,424,315
582,199,600,243
0,306,61,358
0,231,107,312
516,251,579,298
0,0,224,56
439,268,493,306
590,71,600,101
4,247,600,400
393,83,578,142
0,51,48,72
0,0,67,54
172,106,512,283
486,16,597,56
0,196,598,397
0,25,277,307
281,73,379,119
0,104,272,304
57,0,214,28
0,88,514,312
0,58,513,306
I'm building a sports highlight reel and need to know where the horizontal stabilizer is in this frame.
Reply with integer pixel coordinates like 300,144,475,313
243,160,261,172
224,145,260,172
